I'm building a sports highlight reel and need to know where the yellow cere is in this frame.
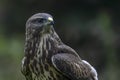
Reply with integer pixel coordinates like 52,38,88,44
48,17,53,21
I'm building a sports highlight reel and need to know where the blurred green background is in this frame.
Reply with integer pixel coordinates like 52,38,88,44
0,0,120,80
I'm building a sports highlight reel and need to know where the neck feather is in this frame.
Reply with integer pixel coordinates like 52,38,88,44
24,27,62,59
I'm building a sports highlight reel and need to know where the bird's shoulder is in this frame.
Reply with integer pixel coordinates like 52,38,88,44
51,53,92,80
56,44,81,58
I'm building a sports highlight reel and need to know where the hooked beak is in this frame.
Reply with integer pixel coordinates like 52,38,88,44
48,17,54,25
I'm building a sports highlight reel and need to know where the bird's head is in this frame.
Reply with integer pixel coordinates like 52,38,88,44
26,13,54,35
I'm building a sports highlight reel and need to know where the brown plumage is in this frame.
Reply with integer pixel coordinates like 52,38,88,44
21,13,98,80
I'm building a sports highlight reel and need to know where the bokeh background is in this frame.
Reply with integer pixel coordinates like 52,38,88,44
0,0,120,80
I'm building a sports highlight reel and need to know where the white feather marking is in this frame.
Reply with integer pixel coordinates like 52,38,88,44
74,63,80,68
82,60,98,80
51,56,59,70
37,37,43,57
36,43,39,47
43,35,47,50
22,57,26,68
48,42,51,50
29,50,32,54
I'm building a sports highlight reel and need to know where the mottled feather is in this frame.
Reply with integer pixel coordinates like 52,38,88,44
21,13,98,80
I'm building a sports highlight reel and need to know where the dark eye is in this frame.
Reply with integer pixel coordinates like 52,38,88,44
32,18,46,24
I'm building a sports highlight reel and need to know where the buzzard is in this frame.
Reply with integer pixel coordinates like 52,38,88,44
21,13,98,80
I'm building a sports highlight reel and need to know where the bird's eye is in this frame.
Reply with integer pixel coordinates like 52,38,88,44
32,18,46,24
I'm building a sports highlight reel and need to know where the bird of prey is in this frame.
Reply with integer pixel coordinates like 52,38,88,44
21,13,98,80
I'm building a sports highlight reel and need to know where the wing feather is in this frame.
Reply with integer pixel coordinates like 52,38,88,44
52,53,92,80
